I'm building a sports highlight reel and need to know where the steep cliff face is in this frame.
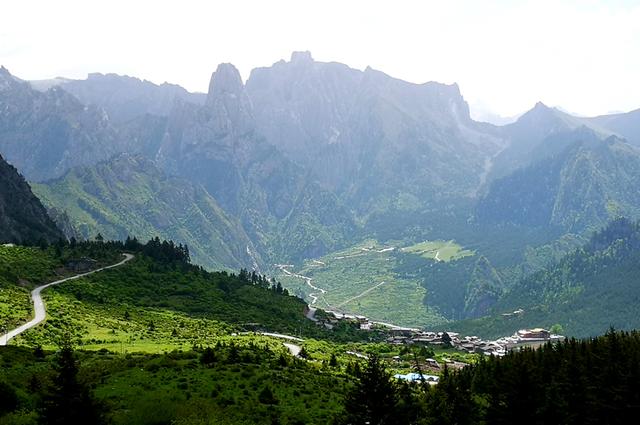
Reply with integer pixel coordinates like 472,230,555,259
0,153,63,244
154,63,356,262
246,52,506,215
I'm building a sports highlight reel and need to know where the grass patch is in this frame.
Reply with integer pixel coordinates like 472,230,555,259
401,239,474,262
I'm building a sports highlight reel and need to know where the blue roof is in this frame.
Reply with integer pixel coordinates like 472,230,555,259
394,373,439,382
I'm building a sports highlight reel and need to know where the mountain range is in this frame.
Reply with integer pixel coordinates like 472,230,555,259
2,52,640,334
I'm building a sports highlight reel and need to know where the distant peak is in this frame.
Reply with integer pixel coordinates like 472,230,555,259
534,101,548,108
205,63,253,124
290,51,313,64
0,66,20,90
521,101,556,118
0,65,14,80
208,63,243,98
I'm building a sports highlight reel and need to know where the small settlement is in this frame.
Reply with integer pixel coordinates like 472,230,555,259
315,309,564,357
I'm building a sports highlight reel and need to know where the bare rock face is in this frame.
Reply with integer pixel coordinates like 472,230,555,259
154,61,356,263
0,67,123,182
246,53,506,214
54,72,206,124
0,153,63,244
205,63,255,138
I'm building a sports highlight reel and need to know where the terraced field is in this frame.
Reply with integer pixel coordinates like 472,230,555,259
275,239,475,328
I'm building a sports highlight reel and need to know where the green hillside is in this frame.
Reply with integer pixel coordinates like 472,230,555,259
33,154,258,270
478,134,640,232
452,218,640,338
0,344,351,425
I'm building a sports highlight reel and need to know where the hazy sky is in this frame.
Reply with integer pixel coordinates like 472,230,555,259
1,0,639,117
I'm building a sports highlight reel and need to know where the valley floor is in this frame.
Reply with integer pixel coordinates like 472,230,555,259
274,239,472,328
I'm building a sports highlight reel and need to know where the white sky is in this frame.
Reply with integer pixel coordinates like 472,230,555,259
1,0,639,117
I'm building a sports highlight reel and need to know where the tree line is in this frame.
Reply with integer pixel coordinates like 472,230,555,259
340,329,640,424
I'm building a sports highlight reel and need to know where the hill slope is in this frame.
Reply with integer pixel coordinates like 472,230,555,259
33,154,259,270
477,132,640,232
453,218,640,338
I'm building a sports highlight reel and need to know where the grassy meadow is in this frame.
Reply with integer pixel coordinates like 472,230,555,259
275,239,475,328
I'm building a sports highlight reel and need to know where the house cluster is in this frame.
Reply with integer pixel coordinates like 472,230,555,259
456,328,565,356
494,328,565,350
313,310,373,330
383,326,564,357
454,335,507,356
384,328,455,346
383,330,508,356
311,309,563,357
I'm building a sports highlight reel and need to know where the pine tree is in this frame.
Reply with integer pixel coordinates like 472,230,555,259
200,347,217,366
39,340,105,425
342,354,398,425
329,353,338,367
258,386,278,405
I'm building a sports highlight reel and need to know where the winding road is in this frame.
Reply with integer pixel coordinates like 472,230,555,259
256,332,304,357
0,253,134,346
275,264,327,305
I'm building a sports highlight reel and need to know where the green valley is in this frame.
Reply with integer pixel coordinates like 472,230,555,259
274,239,478,328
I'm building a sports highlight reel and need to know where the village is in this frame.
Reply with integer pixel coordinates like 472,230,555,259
313,307,565,358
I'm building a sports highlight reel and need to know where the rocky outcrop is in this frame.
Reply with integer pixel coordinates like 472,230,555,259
0,153,63,244
155,62,356,263
246,53,507,216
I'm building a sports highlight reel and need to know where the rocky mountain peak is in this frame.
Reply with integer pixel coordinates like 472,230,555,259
207,63,244,102
515,101,562,126
290,51,314,64
0,66,20,91
534,100,549,109
204,63,254,132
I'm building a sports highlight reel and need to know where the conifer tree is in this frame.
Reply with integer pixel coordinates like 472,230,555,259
39,340,104,425
342,354,398,425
